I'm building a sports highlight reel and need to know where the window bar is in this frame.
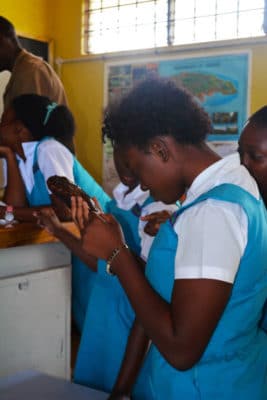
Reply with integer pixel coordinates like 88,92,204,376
263,0,267,33
153,0,157,47
193,0,196,41
135,0,138,34
214,0,218,40
117,0,121,45
237,0,240,37
83,0,90,53
167,0,175,45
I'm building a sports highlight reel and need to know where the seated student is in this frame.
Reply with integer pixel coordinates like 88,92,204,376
238,105,267,332
0,93,110,332
71,77,267,400
37,142,177,396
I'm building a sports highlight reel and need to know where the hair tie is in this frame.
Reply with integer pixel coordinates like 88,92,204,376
43,102,58,125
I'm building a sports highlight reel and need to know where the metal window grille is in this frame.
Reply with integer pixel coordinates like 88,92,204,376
83,0,266,54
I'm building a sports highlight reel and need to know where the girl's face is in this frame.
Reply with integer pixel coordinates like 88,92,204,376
238,122,267,193
121,139,186,204
113,146,139,191
0,107,20,149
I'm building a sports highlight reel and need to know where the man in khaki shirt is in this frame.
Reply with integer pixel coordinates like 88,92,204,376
0,16,68,110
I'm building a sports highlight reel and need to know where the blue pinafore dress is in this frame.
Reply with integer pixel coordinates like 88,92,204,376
26,138,110,332
142,183,267,399
74,195,154,398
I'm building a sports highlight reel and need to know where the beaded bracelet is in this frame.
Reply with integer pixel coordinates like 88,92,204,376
106,243,129,275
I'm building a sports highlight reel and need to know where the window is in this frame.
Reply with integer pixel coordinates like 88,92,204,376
83,0,266,54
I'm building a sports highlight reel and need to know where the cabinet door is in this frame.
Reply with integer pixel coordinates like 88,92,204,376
0,266,71,379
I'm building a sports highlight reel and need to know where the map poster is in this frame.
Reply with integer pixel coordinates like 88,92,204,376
103,52,249,193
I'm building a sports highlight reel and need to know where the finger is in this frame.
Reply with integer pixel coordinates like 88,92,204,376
91,197,103,212
82,199,89,222
71,196,78,222
76,196,86,230
140,213,157,221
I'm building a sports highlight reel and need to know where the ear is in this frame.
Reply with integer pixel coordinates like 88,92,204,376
149,138,169,162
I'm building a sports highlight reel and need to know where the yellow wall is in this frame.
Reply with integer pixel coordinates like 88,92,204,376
2,1,267,184
50,0,105,183
0,1,49,39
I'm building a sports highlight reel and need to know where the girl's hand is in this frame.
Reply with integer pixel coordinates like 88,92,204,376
50,194,72,221
70,195,104,231
34,207,63,235
0,145,16,159
141,210,172,236
71,195,90,232
72,196,126,261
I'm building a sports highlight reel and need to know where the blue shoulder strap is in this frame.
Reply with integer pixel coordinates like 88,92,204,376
171,183,260,225
32,136,52,174
73,158,110,212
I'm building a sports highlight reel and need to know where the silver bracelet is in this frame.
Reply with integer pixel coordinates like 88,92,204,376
106,243,129,275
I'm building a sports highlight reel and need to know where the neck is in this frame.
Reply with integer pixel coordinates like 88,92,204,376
6,46,22,71
184,142,221,188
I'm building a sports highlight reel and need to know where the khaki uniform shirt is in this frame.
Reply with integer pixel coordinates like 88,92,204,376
3,49,68,110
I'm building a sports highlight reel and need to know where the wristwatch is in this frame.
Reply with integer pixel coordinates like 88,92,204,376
4,205,14,223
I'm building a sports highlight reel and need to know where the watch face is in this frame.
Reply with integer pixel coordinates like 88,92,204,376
5,211,14,222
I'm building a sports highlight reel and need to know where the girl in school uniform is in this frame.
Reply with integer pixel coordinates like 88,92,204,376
0,93,110,332
37,141,177,396
71,77,267,400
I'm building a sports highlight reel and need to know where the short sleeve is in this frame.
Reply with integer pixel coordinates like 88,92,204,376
37,140,74,193
174,199,248,283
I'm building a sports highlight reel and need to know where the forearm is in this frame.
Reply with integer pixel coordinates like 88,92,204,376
3,152,27,206
111,250,173,362
0,205,51,223
111,319,150,397
54,225,97,271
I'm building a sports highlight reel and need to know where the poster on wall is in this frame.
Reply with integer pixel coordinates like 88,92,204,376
103,52,249,194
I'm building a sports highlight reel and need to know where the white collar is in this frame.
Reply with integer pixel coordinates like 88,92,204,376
113,182,150,210
184,153,249,205
16,141,38,164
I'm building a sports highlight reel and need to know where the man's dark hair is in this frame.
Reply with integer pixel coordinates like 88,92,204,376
0,16,16,38
102,77,212,149
12,94,75,153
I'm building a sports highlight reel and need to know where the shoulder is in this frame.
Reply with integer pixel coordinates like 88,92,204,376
17,50,55,75
38,138,72,158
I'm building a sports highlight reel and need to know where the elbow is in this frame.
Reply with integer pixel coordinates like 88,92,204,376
163,346,203,371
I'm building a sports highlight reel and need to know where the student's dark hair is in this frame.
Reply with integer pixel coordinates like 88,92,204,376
248,105,267,128
12,94,75,154
0,16,16,38
102,77,212,149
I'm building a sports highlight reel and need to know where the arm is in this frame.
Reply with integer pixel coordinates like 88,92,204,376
0,146,28,206
78,200,241,370
109,319,150,399
111,253,232,370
